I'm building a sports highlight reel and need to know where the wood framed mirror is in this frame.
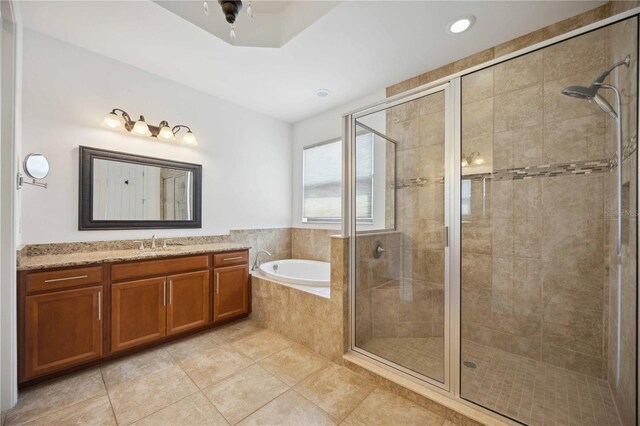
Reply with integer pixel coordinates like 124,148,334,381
79,146,202,230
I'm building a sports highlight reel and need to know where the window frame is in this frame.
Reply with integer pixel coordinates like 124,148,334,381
301,135,375,224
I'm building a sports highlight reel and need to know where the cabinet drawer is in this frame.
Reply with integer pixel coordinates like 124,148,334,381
111,255,209,282
213,251,248,267
26,266,104,294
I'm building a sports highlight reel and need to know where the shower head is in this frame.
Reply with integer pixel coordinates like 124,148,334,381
561,85,617,118
561,85,598,100
561,54,630,119
593,93,617,119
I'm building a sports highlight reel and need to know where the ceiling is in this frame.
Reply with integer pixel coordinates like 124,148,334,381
19,1,607,123
154,1,339,48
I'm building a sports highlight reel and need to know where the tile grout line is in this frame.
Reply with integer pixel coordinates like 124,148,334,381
207,334,336,426
126,393,195,426
166,325,298,426
99,367,120,425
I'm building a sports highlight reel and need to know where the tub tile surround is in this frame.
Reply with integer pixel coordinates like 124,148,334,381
291,228,336,262
4,318,473,426
251,236,348,364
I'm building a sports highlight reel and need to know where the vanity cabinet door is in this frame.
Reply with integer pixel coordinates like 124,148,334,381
213,264,249,323
167,270,210,335
111,277,166,352
24,286,103,380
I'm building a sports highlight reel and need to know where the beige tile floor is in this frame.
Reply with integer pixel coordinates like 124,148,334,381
358,336,623,426
3,319,447,426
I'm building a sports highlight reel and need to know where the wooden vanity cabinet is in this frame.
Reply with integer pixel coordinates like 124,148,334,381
24,285,103,380
111,277,167,352
167,270,210,335
19,249,249,385
213,256,250,323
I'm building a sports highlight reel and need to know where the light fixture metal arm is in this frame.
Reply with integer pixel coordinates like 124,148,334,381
171,124,192,135
112,108,132,125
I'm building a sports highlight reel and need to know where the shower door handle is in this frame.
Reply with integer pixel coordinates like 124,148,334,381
444,226,449,248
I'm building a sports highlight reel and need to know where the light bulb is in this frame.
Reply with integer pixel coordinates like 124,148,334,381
132,117,150,136
448,15,475,34
230,24,236,41
182,131,197,146
247,1,253,18
473,157,485,165
450,19,471,33
158,125,175,141
461,158,468,167
102,111,122,129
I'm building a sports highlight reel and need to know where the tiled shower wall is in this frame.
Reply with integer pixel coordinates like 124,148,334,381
460,24,624,379
606,14,638,426
354,92,447,349
354,232,403,346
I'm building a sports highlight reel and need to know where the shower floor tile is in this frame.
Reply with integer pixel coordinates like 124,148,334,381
360,337,445,382
357,338,622,425
461,340,621,426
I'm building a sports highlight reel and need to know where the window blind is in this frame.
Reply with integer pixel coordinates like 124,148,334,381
302,134,373,222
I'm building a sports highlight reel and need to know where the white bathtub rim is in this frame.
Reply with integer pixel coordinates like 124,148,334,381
258,259,329,287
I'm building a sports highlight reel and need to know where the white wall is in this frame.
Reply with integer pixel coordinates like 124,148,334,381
291,90,385,230
20,30,292,244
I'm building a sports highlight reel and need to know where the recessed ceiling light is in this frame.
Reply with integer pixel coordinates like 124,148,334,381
448,15,475,34
203,1,209,16
315,89,330,98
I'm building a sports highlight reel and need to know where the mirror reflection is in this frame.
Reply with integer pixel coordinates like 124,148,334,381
24,154,50,180
92,158,193,221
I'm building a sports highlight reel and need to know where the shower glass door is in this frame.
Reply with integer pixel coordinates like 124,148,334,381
459,17,637,426
351,85,450,387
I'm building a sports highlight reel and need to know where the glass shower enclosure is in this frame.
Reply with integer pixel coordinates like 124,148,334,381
346,13,638,426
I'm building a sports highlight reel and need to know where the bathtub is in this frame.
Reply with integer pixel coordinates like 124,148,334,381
253,259,330,297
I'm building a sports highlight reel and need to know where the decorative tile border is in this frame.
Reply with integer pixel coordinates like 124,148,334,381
487,158,612,181
396,137,639,188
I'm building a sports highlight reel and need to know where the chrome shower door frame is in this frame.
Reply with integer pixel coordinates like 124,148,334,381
346,81,455,392
344,7,640,425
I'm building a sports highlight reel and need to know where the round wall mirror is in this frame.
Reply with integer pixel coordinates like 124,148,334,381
23,154,50,180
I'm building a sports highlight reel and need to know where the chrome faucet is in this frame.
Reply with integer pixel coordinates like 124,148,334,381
151,234,158,249
251,250,272,271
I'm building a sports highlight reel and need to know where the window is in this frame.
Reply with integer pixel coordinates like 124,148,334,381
302,134,374,223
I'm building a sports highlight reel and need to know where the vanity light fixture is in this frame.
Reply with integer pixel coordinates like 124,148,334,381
461,151,484,167
132,116,151,137
101,108,198,146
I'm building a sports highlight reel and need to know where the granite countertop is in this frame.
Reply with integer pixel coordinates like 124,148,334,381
17,242,251,271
